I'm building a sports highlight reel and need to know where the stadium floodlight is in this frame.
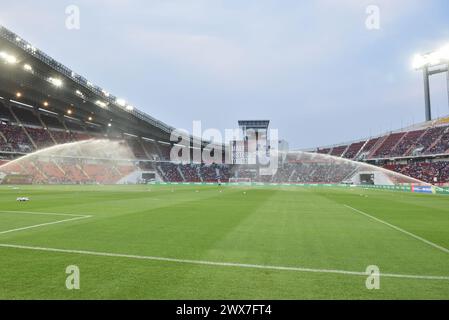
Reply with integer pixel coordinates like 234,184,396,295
88,116,93,121
95,100,107,108
0,52,17,64
49,77,63,87
108,123,112,127
16,92,22,98
23,64,33,72
413,44,449,70
126,105,134,111
116,99,126,107
25,44,36,52
15,37,21,42
412,54,428,70
75,89,85,97
438,44,449,60
102,90,110,97
412,52,441,70
43,101,49,107
67,109,73,115
413,43,449,121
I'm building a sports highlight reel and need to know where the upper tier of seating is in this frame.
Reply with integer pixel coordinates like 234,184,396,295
316,122,449,160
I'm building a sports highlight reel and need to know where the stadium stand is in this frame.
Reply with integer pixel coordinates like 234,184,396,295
389,129,426,157
5,93,449,185
182,164,201,182
25,127,54,149
383,161,449,184
141,139,163,160
356,137,380,159
40,113,65,130
372,132,407,158
231,161,355,184
425,127,449,155
0,122,32,153
159,162,184,182
312,119,449,184
343,141,366,159
125,137,147,159
411,126,446,156
50,130,72,144
3,25,449,186
317,148,331,155
330,145,348,157
0,102,11,120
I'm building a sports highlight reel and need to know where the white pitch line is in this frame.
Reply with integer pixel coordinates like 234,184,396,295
0,216,91,235
0,210,91,217
344,204,449,255
0,243,448,281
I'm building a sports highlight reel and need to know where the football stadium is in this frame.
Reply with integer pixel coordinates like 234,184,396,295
1,2,449,304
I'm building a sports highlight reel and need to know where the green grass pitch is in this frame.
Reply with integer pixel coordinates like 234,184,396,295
1,184,449,299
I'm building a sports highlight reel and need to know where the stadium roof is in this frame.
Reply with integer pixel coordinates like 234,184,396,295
238,120,270,129
0,25,179,142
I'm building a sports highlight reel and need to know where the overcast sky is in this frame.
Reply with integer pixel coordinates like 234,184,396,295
1,0,449,149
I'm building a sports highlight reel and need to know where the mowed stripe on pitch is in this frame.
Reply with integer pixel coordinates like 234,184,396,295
0,242,449,281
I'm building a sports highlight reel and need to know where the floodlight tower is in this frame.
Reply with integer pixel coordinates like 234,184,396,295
413,44,449,121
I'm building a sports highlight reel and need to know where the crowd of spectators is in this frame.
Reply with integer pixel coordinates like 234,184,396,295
181,164,201,182
389,130,425,157
343,141,366,159
373,133,406,158
0,122,32,152
154,162,230,183
159,162,184,182
25,127,54,149
230,161,355,184
383,161,449,184
425,129,449,155
417,127,447,155
317,124,449,160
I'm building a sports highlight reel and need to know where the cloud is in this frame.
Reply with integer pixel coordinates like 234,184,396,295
0,0,443,148
128,29,245,78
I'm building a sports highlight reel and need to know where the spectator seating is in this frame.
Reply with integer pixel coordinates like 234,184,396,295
317,123,449,160
330,145,348,157
343,141,366,159
389,130,425,157
383,161,449,184
372,132,406,158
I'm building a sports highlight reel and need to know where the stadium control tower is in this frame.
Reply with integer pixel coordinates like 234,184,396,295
231,120,270,165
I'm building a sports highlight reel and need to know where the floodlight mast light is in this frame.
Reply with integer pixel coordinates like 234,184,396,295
49,77,63,87
0,51,17,64
116,99,126,107
413,44,449,121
